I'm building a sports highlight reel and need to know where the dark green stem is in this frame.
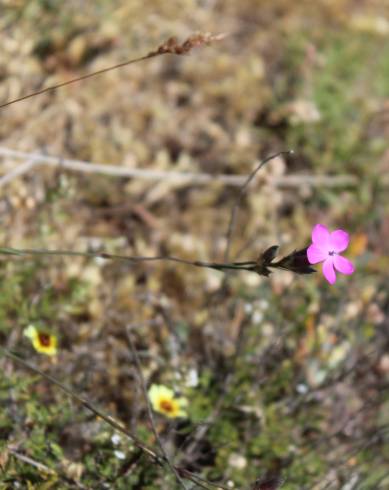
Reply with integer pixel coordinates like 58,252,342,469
0,247,257,274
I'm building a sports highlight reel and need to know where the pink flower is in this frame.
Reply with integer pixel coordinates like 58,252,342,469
307,224,354,284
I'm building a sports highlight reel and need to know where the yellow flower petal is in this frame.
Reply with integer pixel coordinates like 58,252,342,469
147,384,188,419
24,325,58,356
23,324,37,340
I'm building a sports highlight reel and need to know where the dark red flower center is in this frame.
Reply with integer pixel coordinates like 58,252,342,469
38,333,51,347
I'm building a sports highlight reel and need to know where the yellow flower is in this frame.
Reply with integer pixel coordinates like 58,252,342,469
23,325,58,356
148,384,188,419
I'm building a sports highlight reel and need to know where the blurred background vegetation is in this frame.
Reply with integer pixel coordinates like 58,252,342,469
0,0,388,488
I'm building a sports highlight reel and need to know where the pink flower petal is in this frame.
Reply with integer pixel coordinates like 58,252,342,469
312,224,330,248
322,258,336,284
307,244,327,264
329,230,349,253
333,255,354,275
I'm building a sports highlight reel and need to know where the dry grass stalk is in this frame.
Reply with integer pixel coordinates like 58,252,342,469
0,33,227,111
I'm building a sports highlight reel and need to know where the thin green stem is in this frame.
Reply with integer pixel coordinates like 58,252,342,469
0,247,257,274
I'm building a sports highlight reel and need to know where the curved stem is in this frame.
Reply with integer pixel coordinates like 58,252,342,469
224,150,293,262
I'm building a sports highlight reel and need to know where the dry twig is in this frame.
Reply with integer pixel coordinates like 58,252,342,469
224,150,293,262
0,147,246,187
8,449,56,475
0,158,37,188
0,33,227,110
0,147,359,189
8,449,87,489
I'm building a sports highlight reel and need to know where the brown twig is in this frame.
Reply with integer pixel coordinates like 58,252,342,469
0,33,227,110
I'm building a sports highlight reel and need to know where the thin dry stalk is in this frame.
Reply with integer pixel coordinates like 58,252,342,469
8,449,87,489
0,147,246,187
0,148,359,189
8,449,56,475
0,159,37,188
0,33,227,110
126,327,189,490
224,150,293,262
